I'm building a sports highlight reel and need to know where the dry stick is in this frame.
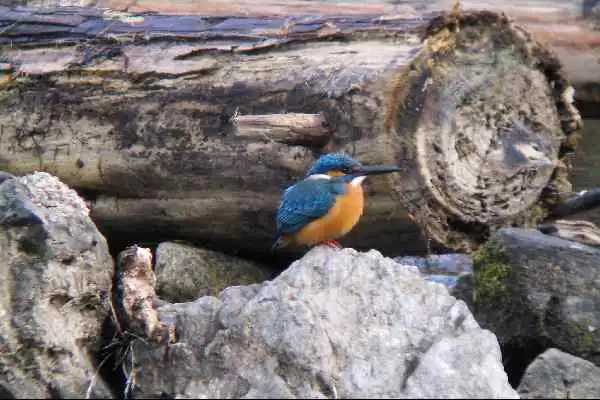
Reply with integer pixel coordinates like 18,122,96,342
543,188,600,220
85,353,111,399
123,342,137,399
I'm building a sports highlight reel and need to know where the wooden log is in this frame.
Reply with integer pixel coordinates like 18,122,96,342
0,5,584,257
537,219,600,247
14,0,600,110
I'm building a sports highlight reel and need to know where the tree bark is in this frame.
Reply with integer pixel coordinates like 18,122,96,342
9,0,600,107
0,5,583,257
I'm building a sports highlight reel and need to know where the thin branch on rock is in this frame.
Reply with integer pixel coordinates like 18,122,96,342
85,353,111,400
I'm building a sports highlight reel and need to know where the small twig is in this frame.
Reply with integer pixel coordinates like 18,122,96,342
102,337,121,351
109,296,124,337
123,331,149,344
85,352,111,399
331,379,338,399
123,342,136,399
115,342,131,372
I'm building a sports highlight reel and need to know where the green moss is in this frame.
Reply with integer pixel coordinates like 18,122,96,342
565,318,596,350
472,241,512,302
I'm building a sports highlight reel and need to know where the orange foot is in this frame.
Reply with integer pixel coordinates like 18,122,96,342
324,240,342,249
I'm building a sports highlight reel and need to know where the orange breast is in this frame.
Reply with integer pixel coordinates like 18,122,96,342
294,182,365,246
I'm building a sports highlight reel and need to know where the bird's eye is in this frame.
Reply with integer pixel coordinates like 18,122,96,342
341,167,352,174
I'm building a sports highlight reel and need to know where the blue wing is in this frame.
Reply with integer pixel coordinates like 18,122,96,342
275,178,347,237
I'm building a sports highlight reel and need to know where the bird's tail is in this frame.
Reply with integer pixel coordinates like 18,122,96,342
271,235,292,251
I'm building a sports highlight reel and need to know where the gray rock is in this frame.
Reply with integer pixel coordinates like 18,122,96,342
0,172,113,398
518,348,600,398
133,247,517,399
155,241,269,303
471,228,600,365
218,283,265,328
0,171,15,185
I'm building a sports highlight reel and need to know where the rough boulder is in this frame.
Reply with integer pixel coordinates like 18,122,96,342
155,241,269,303
131,246,518,398
518,348,600,398
0,171,113,398
471,228,600,366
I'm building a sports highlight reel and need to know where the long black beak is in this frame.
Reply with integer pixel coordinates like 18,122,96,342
352,164,403,176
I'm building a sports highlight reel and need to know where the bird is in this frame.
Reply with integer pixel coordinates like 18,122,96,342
272,153,403,250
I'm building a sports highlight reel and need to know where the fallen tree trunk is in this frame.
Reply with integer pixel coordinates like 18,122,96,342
0,6,583,257
11,0,600,110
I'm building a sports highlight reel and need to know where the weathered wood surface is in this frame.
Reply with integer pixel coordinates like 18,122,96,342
6,0,600,106
0,5,584,257
538,219,600,247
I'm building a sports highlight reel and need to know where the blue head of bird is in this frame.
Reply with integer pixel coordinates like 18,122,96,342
306,153,360,178
306,153,402,181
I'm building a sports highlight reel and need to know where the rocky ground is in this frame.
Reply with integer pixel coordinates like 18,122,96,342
1,171,600,398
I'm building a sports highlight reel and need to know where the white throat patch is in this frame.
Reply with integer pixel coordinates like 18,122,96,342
306,174,366,186
306,174,332,180
351,176,367,187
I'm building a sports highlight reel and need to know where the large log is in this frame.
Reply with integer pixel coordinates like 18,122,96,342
0,5,583,258
12,0,600,109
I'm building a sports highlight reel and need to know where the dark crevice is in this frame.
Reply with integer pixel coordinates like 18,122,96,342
92,315,127,400
315,373,335,398
0,384,16,399
445,216,491,250
46,384,61,399
73,187,100,204
575,99,600,119
97,222,291,277
501,336,550,389
400,355,420,389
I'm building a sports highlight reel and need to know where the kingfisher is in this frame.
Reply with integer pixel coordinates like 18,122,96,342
272,153,402,249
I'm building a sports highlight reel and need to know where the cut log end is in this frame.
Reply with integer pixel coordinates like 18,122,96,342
385,11,583,252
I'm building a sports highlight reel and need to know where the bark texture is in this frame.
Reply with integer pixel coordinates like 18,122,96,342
0,5,583,256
